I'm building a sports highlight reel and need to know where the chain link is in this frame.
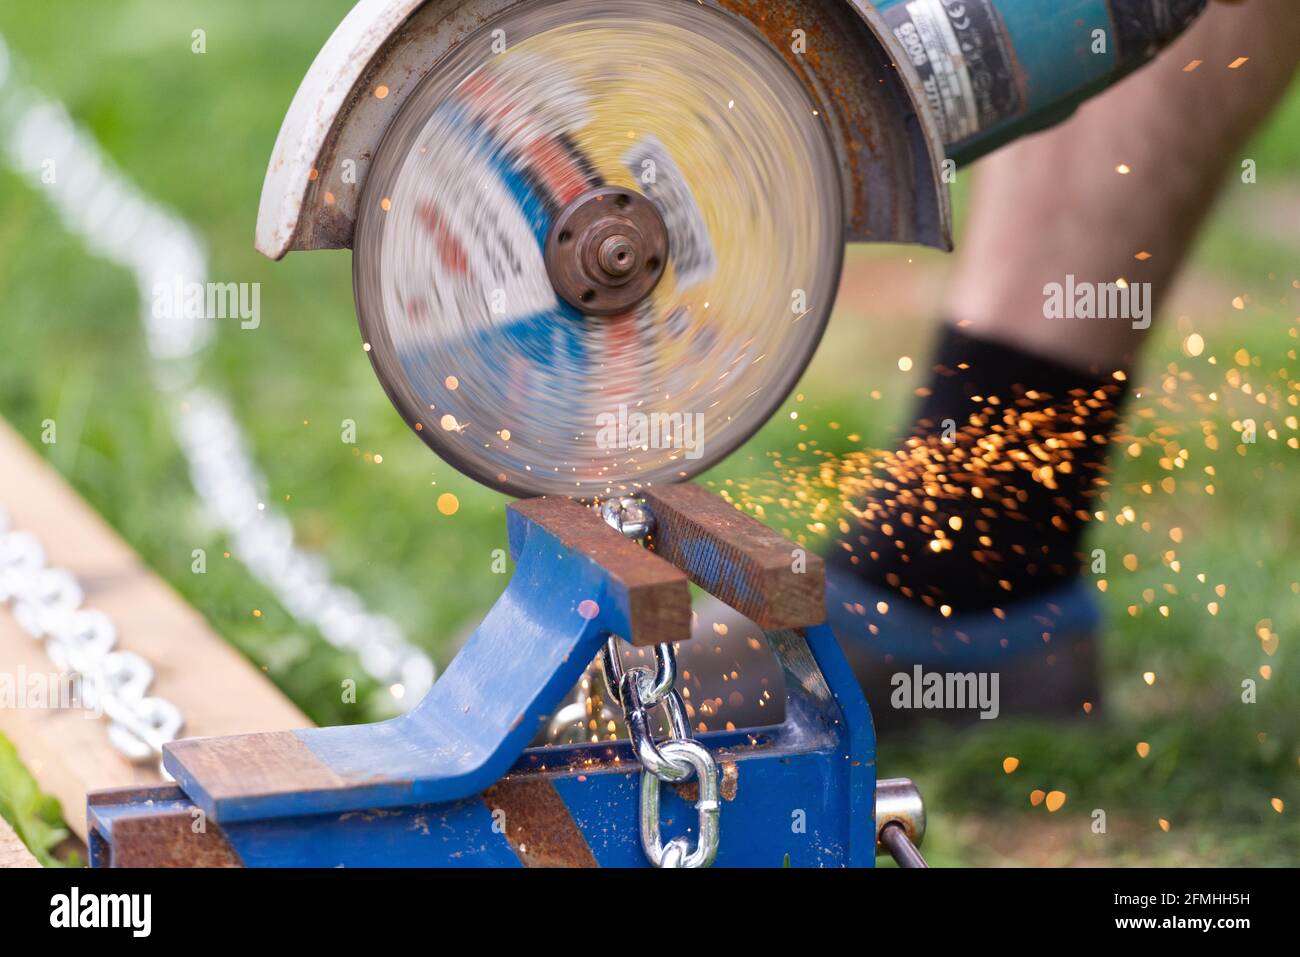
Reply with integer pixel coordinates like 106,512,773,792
0,46,434,712
600,496,720,868
0,508,183,767
639,737,720,868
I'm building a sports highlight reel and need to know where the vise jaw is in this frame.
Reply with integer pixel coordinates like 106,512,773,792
88,484,882,867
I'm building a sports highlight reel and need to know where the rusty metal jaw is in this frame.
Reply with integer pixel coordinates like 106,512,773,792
88,484,884,868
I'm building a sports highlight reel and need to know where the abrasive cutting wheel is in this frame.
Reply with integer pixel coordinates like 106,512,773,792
354,0,844,499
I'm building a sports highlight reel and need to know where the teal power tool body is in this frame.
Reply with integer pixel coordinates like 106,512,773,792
878,0,1207,164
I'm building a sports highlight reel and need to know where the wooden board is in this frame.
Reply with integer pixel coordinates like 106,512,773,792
642,483,826,629
0,816,39,868
509,497,690,647
0,419,311,841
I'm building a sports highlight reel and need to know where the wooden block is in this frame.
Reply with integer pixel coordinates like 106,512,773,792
0,816,40,868
641,484,825,629
0,419,312,840
509,496,690,647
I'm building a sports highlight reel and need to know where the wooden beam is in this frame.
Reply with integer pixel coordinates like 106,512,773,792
0,419,311,841
508,496,690,647
641,483,826,629
0,816,40,868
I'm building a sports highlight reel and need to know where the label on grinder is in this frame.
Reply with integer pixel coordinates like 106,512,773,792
882,0,1023,145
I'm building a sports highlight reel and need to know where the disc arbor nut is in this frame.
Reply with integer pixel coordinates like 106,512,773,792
544,187,669,316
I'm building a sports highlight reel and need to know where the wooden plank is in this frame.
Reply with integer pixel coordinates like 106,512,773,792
508,496,691,647
641,483,826,629
0,419,312,841
0,816,40,868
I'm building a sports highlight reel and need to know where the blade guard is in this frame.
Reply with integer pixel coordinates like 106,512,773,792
254,0,951,261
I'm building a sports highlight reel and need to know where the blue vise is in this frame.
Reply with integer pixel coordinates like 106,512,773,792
88,485,888,867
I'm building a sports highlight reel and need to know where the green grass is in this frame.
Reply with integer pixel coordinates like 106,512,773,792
0,736,75,867
0,1,1296,866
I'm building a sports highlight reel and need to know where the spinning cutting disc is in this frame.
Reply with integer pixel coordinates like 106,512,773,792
354,0,843,498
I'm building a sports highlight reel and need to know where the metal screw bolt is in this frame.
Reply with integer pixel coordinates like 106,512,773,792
600,495,655,540
598,235,637,277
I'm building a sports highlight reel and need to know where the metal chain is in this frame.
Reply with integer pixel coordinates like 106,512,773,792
0,40,434,712
0,507,183,767
600,496,720,868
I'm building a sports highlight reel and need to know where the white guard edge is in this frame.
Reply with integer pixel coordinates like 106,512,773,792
255,0,424,260
254,0,952,259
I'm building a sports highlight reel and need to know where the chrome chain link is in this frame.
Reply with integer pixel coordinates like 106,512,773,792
0,42,435,713
600,496,720,869
0,507,183,767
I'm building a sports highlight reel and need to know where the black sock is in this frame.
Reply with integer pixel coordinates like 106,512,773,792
830,325,1128,614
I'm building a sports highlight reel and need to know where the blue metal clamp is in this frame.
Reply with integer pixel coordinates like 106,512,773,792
89,489,878,867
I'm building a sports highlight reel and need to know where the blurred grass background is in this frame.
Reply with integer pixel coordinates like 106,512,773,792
0,0,1295,865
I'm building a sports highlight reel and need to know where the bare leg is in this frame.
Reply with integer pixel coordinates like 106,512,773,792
945,0,1300,373
832,1,1300,619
